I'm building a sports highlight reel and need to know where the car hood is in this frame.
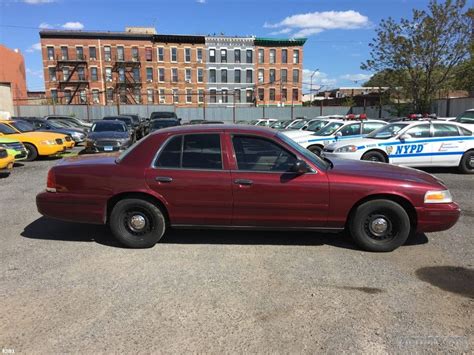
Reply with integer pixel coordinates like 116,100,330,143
327,158,444,187
0,137,21,144
8,131,67,141
87,132,129,140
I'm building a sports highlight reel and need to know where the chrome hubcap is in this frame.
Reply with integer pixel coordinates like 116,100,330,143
370,217,388,236
128,214,146,232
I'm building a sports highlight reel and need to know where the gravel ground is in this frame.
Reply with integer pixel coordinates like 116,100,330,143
0,150,472,353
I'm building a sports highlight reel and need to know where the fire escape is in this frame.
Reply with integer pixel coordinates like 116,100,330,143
113,55,142,104
56,53,88,104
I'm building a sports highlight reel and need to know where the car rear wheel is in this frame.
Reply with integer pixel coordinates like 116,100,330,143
361,151,387,163
349,199,411,252
110,198,166,248
308,145,323,156
23,143,38,161
458,150,474,174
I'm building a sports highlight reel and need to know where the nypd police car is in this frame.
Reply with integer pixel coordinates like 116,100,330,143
322,120,474,174
283,114,387,155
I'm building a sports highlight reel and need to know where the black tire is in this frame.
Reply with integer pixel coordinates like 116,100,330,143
308,145,323,156
349,199,411,252
458,150,474,174
109,198,166,248
24,143,38,161
361,150,387,163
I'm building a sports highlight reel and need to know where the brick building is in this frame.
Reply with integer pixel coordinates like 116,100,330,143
39,28,305,107
0,45,27,106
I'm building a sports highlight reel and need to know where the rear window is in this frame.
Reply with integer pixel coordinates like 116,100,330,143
151,112,177,119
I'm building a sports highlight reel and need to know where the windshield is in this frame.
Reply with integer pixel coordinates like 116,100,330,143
48,120,66,129
151,120,178,129
10,120,35,132
290,120,309,129
0,123,19,134
92,122,126,132
456,111,474,124
315,122,344,136
278,133,329,170
306,120,329,132
365,123,409,139
104,117,131,126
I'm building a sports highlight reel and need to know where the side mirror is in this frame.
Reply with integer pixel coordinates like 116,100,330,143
399,134,411,141
302,125,308,131
291,159,311,174
335,131,342,140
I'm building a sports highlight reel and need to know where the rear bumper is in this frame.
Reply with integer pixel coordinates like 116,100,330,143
416,202,461,233
36,191,107,224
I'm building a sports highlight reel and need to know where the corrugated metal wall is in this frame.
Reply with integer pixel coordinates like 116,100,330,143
431,97,474,117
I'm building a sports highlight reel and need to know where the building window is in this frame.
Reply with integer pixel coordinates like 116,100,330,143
269,49,276,64
120,89,127,104
185,68,192,82
221,69,227,83
132,47,139,61
197,48,203,62
61,46,68,60
258,49,264,64
234,69,241,83
105,67,112,82
147,89,154,103
133,67,140,82
104,46,111,61
209,49,216,63
246,90,253,103
76,47,84,60
49,67,57,82
106,88,114,102
197,68,203,83
118,68,125,83
159,89,166,103
293,49,299,64
89,46,97,60
209,89,217,103
269,69,276,83
51,89,58,103
158,68,165,82
281,69,287,83
185,48,191,62
246,49,253,63
209,69,216,83
64,90,72,103
234,89,241,103
234,49,241,63
258,69,264,84
186,89,192,103
158,47,164,62
172,68,178,82
292,69,299,83
146,67,153,82
269,88,276,101
62,67,69,81
117,46,124,61
220,49,227,63
292,88,298,101
258,88,264,101
222,89,228,103
92,90,100,104
282,88,287,102
79,90,87,104
171,48,177,62
172,89,179,103
47,46,54,60
134,88,141,103
198,89,204,103
145,47,152,61
90,67,98,81
246,69,253,83
282,49,288,64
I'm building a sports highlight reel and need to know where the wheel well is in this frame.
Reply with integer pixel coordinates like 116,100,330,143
346,194,417,231
307,144,323,149
106,192,169,225
362,149,389,162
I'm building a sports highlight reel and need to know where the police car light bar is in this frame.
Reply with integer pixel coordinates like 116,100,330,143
344,114,367,121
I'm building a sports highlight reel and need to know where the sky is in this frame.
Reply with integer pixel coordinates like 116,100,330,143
0,0,437,93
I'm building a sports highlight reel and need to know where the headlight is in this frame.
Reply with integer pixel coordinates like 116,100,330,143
0,144,6,149
40,140,55,145
424,190,453,204
335,145,357,153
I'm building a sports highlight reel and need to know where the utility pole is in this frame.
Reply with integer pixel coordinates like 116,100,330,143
310,69,319,106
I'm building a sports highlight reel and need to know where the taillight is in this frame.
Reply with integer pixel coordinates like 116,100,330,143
46,169,57,192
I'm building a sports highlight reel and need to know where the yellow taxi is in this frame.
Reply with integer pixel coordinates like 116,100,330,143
0,121,68,161
0,148,14,175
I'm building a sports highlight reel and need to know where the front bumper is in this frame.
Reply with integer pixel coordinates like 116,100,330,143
416,202,461,233
38,144,65,157
0,156,14,172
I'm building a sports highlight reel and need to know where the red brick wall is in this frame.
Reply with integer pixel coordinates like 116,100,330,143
0,45,27,105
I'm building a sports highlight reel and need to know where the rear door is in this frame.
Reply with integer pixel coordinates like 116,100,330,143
145,133,233,226
430,123,466,166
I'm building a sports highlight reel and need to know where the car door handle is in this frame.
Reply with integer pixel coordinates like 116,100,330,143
234,179,253,186
155,176,173,183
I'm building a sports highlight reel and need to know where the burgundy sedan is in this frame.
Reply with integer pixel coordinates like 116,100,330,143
36,125,460,252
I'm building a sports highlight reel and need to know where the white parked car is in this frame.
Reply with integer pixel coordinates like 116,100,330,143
321,120,474,173
284,118,387,155
252,118,278,127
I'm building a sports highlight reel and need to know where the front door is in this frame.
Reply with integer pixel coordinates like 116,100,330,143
145,133,233,226
229,134,329,227
391,123,432,167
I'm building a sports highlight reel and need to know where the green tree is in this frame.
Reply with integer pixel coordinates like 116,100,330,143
361,0,472,113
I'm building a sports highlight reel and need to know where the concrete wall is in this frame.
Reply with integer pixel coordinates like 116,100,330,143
0,83,14,114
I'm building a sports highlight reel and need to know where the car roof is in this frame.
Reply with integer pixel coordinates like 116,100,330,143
150,123,277,137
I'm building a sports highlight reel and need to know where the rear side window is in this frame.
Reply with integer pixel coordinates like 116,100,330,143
340,123,361,136
459,126,473,136
362,122,385,134
433,124,461,137
155,134,222,170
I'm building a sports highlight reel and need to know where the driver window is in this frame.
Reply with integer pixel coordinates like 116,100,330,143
340,123,361,136
232,135,297,172
405,124,430,138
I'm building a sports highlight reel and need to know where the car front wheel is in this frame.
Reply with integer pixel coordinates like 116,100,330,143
459,150,474,174
110,198,166,248
24,143,38,161
349,199,411,252
308,145,323,156
361,151,387,163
